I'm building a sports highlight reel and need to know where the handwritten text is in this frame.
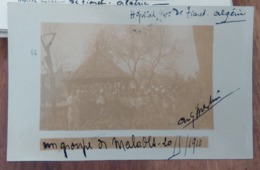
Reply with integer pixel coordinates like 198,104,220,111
41,135,208,159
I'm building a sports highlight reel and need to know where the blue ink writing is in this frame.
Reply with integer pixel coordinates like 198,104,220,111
186,6,207,19
60,140,93,158
214,8,246,24
178,88,240,129
130,10,157,24
112,135,157,151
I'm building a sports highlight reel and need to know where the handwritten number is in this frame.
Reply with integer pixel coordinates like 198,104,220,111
162,137,172,147
31,49,37,56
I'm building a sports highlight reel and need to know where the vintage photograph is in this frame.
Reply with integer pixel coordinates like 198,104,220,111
40,23,213,130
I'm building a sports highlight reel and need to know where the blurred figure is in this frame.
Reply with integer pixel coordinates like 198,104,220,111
96,89,105,114
67,92,80,130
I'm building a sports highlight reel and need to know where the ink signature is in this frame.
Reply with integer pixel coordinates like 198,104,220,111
177,88,240,129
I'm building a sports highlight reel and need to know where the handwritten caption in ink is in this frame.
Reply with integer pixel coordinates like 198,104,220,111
41,135,208,159
18,0,168,6
130,7,247,25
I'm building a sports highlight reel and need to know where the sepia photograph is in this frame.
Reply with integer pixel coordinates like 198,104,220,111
40,23,213,130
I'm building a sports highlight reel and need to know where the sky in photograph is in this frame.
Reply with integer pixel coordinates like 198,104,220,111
41,23,199,79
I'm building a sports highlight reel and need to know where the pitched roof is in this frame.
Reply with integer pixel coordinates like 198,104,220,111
69,53,133,84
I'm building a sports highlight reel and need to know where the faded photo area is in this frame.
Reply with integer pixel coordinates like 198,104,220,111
40,23,213,130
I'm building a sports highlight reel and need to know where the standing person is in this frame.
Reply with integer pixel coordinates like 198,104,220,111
67,91,80,130
96,89,105,114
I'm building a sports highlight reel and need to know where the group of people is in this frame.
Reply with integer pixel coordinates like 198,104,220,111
66,82,179,127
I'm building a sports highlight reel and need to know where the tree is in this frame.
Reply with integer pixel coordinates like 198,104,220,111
41,32,57,112
109,25,182,93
